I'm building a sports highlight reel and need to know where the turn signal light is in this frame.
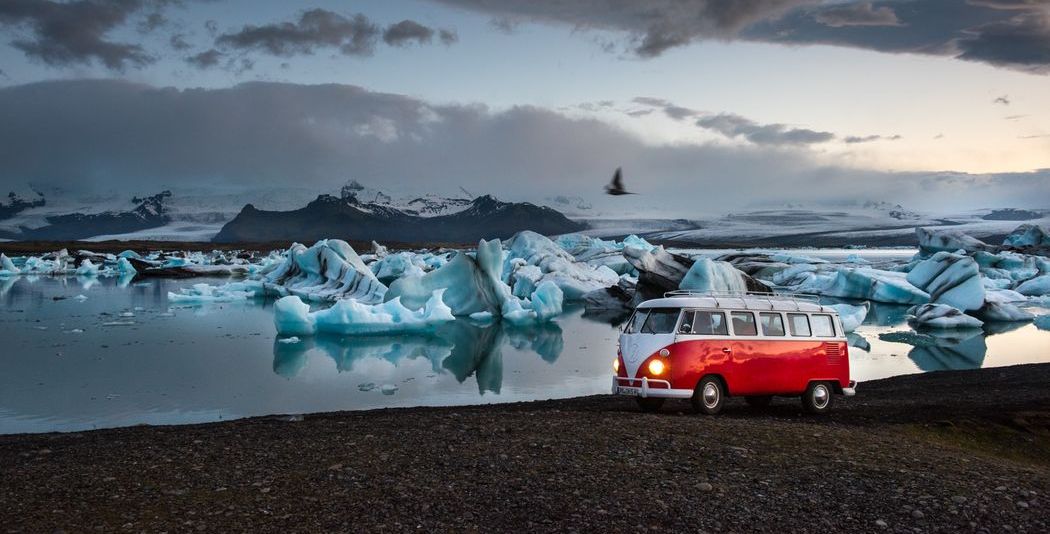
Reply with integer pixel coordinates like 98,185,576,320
648,359,666,376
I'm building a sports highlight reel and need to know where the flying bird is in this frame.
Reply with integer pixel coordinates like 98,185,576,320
605,167,635,196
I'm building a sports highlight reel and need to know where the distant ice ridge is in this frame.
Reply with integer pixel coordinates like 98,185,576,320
168,281,263,303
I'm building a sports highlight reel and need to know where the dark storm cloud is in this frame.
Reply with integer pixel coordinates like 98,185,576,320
215,9,380,57
0,79,1045,211
813,2,902,27
383,20,434,46
186,48,222,68
697,113,835,145
0,0,166,70
435,0,814,57
435,0,1050,72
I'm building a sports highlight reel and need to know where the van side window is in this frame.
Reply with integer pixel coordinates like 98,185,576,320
688,311,728,335
641,308,681,334
812,314,836,337
730,311,757,336
624,310,648,334
788,313,811,337
759,313,785,336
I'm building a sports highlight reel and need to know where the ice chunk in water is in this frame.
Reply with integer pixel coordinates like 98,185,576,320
371,252,426,284
0,254,19,276
503,231,618,299
1035,315,1050,331
679,258,750,293
905,252,984,311
167,281,262,303
909,303,984,329
501,281,564,326
916,227,990,255
75,259,100,277
264,240,387,303
1016,274,1050,297
387,239,508,316
798,268,928,304
275,290,454,336
116,257,137,275
827,302,869,332
1003,224,1050,248
273,296,316,336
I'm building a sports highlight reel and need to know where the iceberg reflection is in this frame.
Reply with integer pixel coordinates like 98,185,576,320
270,318,564,394
879,329,987,371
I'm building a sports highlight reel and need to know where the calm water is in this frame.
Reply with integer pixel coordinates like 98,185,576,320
2,256,1048,434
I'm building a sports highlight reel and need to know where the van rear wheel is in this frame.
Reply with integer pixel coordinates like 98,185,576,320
745,395,772,408
691,377,725,415
802,382,834,414
636,398,665,413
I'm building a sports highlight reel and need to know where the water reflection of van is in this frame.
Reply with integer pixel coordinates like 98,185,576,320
613,291,856,415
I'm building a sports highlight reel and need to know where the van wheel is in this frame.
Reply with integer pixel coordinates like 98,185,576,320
636,398,665,413
691,377,725,415
802,382,834,414
745,395,772,408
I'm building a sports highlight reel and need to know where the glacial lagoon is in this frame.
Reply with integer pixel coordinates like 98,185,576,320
2,248,1048,434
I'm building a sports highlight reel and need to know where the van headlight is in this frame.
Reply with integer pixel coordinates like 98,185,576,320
613,358,620,373
648,359,666,376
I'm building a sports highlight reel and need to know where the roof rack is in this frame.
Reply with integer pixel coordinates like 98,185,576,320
660,290,822,312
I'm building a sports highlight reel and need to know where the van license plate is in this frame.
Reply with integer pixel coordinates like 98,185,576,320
617,386,640,396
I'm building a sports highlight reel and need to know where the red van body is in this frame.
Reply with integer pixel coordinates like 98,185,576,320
612,292,856,414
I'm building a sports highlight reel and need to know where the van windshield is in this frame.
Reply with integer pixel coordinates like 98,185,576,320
624,310,649,334
640,308,681,334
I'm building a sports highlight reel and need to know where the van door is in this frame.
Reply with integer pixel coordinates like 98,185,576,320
619,308,681,379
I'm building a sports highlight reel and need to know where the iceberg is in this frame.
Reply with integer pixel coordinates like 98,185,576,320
916,227,990,255
75,259,100,277
827,302,869,332
679,258,751,293
797,267,928,305
500,281,564,326
554,233,653,275
1003,223,1050,248
1016,274,1050,297
387,239,508,316
167,281,263,303
264,239,387,303
1035,315,1050,331
909,303,984,329
274,290,454,336
503,231,619,299
116,257,138,275
370,252,426,284
0,253,19,276
905,252,984,311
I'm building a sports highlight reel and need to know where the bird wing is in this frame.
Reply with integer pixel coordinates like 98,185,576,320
611,167,624,189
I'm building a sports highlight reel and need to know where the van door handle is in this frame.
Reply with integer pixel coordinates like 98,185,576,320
721,347,732,353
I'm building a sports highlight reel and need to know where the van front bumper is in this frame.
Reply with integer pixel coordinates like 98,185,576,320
612,376,694,399
842,380,857,397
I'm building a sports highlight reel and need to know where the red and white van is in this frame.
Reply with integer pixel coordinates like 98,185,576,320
613,291,856,414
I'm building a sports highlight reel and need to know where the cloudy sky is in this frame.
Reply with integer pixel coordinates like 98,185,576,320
0,0,1048,212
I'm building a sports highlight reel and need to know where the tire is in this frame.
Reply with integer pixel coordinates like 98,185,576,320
691,376,725,415
802,382,834,414
745,395,772,408
636,397,665,413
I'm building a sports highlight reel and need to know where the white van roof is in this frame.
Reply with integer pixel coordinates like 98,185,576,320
637,291,839,314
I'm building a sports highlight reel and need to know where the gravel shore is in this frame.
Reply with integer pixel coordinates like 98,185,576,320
2,364,1048,533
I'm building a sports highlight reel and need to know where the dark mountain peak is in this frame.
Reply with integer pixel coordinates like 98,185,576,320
131,190,172,219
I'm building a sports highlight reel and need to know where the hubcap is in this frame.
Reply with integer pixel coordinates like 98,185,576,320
813,385,829,409
703,383,719,407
